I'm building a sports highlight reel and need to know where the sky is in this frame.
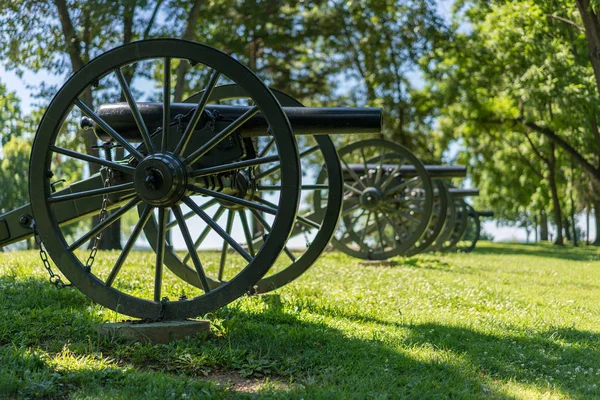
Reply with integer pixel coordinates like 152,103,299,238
0,0,592,245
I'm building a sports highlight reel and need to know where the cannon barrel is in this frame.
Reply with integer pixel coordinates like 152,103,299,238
83,103,383,141
345,164,467,179
477,210,494,217
447,188,479,197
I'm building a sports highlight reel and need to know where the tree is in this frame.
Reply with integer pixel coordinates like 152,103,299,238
0,0,169,249
423,0,599,244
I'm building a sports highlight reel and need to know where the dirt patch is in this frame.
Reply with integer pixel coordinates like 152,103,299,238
205,370,295,393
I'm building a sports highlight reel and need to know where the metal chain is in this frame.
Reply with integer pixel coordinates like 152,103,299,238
33,223,72,289
85,144,113,272
84,176,110,272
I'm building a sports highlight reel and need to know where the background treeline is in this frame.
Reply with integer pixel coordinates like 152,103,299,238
0,0,598,247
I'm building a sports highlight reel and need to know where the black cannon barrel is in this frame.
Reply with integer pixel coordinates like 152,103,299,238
345,163,467,179
83,103,382,141
477,210,494,217
448,188,480,197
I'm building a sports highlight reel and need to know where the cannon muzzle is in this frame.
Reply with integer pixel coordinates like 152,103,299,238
83,103,383,141
477,210,494,217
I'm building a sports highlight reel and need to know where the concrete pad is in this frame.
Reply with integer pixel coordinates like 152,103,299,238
98,320,210,344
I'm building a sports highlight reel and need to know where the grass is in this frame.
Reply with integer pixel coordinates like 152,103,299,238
1,242,600,399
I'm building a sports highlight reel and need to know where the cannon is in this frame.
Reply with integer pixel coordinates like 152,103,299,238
428,186,480,253
0,39,386,321
322,138,481,260
453,209,494,253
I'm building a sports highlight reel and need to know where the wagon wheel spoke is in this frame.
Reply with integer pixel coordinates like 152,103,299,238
154,207,168,301
183,197,252,262
380,163,403,191
48,182,135,203
359,148,372,187
75,99,144,161
249,209,296,263
175,69,221,155
185,105,260,166
188,185,278,216
382,212,403,241
115,68,156,154
340,156,367,190
374,148,387,185
172,205,211,292
238,210,256,257
386,176,421,195
339,209,366,241
218,210,235,281
252,196,320,229
341,202,361,217
51,145,135,175
383,205,421,224
161,57,171,152
344,183,363,196
182,205,226,264
106,204,153,287
166,198,218,231
67,196,141,251
374,213,386,252
395,205,426,214
191,155,280,178
255,144,320,180
258,137,276,157
360,211,372,246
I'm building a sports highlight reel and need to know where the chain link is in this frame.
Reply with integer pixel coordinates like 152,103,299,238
33,223,72,289
84,176,110,272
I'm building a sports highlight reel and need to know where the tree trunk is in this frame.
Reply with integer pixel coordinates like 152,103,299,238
587,206,591,245
563,218,572,241
594,200,600,246
575,0,600,97
540,211,549,241
173,0,204,102
548,142,564,245
534,215,539,242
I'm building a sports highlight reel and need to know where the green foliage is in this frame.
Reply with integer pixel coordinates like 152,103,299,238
0,136,30,214
422,0,599,228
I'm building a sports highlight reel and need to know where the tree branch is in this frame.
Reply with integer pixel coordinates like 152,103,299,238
523,129,549,164
546,14,585,31
143,0,164,39
54,0,84,72
476,117,600,182
514,145,544,179
173,0,204,102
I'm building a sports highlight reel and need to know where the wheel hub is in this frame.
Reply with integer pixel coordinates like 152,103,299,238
360,187,384,210
134,153,188,206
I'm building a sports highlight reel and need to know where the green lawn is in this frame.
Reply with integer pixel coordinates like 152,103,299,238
1,242,600,399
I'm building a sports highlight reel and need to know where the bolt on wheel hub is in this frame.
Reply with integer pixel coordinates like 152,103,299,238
360,187,384,210
134,153,188,206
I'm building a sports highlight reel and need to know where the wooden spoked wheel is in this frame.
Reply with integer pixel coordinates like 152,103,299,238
322,139,434,260
29,39,300,320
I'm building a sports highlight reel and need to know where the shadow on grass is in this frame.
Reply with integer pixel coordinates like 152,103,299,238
2,275,599,398
470,242,600,262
